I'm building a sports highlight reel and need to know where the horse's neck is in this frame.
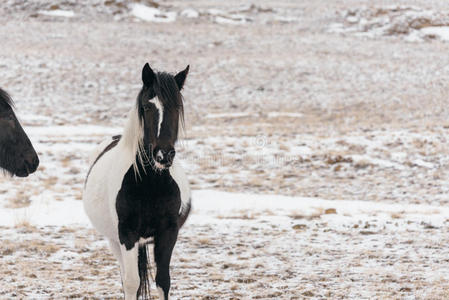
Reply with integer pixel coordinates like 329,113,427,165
132,158,170,182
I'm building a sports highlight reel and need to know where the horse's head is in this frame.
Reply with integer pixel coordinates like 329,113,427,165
138,63,189,170
0,89,39,177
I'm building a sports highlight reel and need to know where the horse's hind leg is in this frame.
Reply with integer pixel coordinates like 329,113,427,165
120,244,140,300
108,239,124,284
154,228,178,300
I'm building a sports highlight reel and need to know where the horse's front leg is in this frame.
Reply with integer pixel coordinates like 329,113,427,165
120,244,140,300
154,227,178,300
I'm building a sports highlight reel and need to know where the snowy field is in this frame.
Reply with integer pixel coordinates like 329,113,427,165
1,190,449,298
1,0,449,299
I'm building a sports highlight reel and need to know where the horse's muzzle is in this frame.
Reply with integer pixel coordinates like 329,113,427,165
16,152,39,177
153,147,175,169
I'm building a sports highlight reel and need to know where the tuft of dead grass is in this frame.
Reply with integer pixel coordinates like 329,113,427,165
6,190,32,208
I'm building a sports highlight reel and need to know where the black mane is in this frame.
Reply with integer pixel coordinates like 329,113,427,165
0,88,14,110
138,71,185,127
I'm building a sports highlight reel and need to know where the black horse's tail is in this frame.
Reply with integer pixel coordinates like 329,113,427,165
137,245,151,299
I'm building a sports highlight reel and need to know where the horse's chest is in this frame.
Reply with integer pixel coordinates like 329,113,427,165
116,170,181,250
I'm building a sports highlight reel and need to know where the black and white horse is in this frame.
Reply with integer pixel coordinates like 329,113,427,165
83,63,191,300
0,88,39,177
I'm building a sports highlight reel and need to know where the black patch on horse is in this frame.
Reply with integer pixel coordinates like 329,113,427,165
116,162,182,250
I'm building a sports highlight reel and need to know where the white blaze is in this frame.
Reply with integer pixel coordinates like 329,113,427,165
149,98,164,137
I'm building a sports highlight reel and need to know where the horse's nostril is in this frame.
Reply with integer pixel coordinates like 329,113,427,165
155,150,164,162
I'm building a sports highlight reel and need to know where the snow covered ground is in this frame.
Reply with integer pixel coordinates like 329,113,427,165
1,189,449,298
0,0,449,298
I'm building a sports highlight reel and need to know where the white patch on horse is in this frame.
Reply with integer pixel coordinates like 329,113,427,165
87,138,114,167
121,244,140,300
108,239,125,279
157,286,165,300
138,237,154,245
83,104,144,241
149,97,164,137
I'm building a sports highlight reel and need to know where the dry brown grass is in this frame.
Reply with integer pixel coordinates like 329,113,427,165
391,212,404,219
43,176,58,188
6,190,32,208
289,212,321,220
289,207,337,220
14,220,38,233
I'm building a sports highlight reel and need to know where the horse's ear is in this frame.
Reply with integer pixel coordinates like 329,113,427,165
142,63,156,87
175,65,189,90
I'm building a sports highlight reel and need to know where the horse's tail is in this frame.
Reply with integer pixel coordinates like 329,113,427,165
137,245,151,299
178,198,192,229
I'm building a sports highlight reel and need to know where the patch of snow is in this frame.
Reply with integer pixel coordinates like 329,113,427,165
285,145,312,156
215,14,251,25
267,112,303,118
180,8,199,19
0,191,89,227
26,125,120,136
273,16,298,23
411,159,434,169
404,29,424,42
346,16,359,24
4,189,449,228
192,190,449,226
206,9,226,16
19,113,53,126
131,4,176,23
420,26,449,41
206,112,251,119
328,22,346,33
38,10,75,18
391,152,408,161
